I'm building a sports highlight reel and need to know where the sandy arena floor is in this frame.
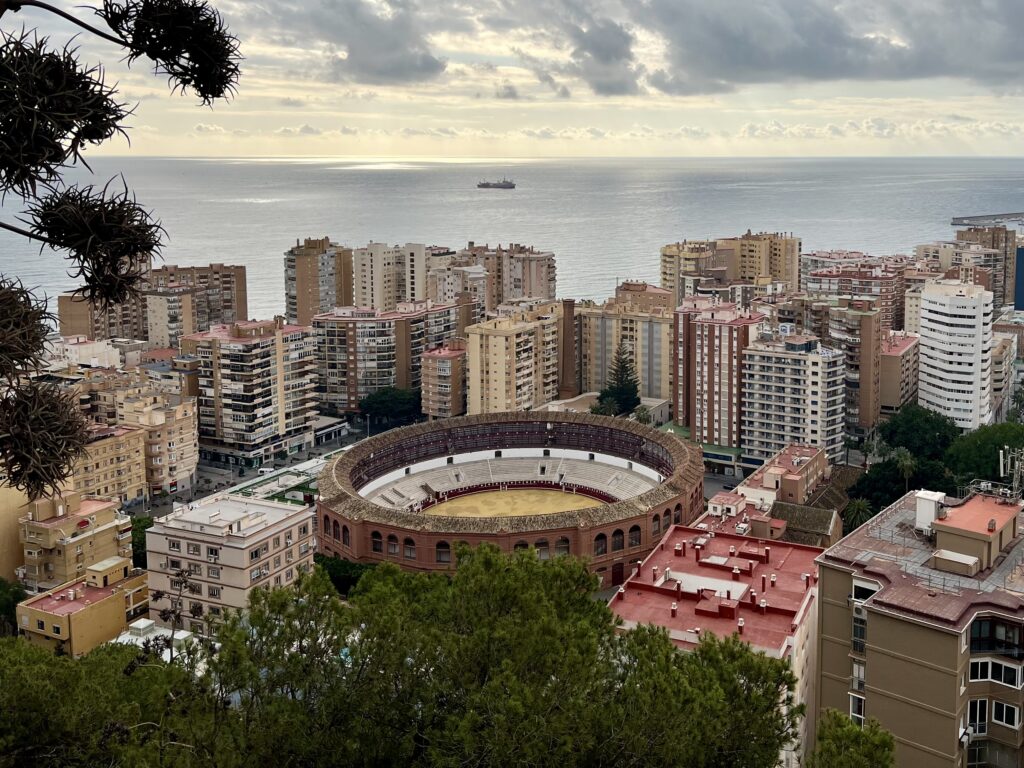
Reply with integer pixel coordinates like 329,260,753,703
424,488,601,517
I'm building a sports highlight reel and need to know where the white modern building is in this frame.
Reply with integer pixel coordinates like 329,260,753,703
917,280,993,431
740,334,845,465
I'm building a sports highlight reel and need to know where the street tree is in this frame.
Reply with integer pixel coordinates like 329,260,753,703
807,709,895,768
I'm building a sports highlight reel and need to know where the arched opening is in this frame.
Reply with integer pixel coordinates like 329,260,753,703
628,525,641,548
403,538,416,559
332,520,340,541
371,531,383,553
387,534,399,556
535,538,550,560
612,529,624,552
594,533,607,556
673,503,682,525
652,515,661,537
323,513,330,533
436,541,451,564
555,537,570,556
514,540,529,551
342,525,350,547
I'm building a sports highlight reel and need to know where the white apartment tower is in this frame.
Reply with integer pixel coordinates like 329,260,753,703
917,280,993,430
352,242,429,311
741,335,845,464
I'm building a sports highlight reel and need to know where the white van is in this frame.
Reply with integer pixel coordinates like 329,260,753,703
258,468,275,476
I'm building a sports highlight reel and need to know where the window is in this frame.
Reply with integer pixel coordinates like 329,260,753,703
189,563,202,575
371,531,383,553
852,660,865,692
342,526,350,547
250,567,262,582
187,543,200,556
208,586,221,599
535,539,550,560
299,524,309,536
594,533,607,556
189,621,203,634
849,694,865,727
652,516,661,536
207,547,219,559
971,660,990,681
852,616,867,654
323,514,330,533
189,601,203,616
436,541,451,563
387,535,399,555
993,700,1019,728
628,525,641,547
404,538,416,559
286,568,294,581
209,606,221,617
514,540,529,551
992,661,1019,687
612,529,624,552
969,699,988,736
555,537,570,557
250,547,263,562
332,520,340,540
208,566,220,579
168,540,181,552
36,619,44,631
169,558,181,570
273,536,281,549
52,625,61,635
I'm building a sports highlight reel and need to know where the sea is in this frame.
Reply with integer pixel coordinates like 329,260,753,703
2,156,1023,319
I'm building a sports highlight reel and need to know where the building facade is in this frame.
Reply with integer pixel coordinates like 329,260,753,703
421,339,468,419
805,263,906,332
144,284,198,348
957,225,1017,307
284,236,354,325
181,319,319,467
57,292,147,341
147,263,248,329
146,495,315,633
879,332,920,416
117,393,200,496
722,230,801,290
73,425,147,505
827,298,882,439
918,280,994,431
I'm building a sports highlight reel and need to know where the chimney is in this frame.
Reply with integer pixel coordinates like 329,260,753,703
676,581,682,600
617,587,625,601
759,599,768,615
738,618,745,635
749,590,757,605
670,602,678,618
802,573,810,591
681,541,687,557
761,574,767,592
652,565,659,583
636,561,643,577
732,567,741,581
988,518,998,532
765,546,771,562
729,545,736,556
674,543,683,557
770,574,777,588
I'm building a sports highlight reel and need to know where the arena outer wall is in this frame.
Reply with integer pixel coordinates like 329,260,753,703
317,412,704,586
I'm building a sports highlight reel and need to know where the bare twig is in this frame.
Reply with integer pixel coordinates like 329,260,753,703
9,0,128,47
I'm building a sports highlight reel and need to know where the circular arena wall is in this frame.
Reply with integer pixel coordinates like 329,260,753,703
317,412,704,586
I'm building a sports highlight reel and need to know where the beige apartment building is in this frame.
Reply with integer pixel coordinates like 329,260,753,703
147,263,248,328
918,241,1006,311
141,355,200,398
17,492,132,593
741,335,845,465
456,242,557,311
799,250,874,292
284,236,354,325
991,333,1018,424
426,262,489,309
723,230,802,290
672,297,765,460
72,425,147,506
313,296,479,415
466,301,565,414
805,263,907,331
181,319,319,467
0,486,30,582
45,335,123,369
118,392,199,496
352,242,431,311
828,298,881,439
816,487,1024,768
146,495,315,633
57,291,147,341
660,240,733,303
422,338,468,419
143,284,198,348
577,286,674,401
957,225,1017,307
880,332,920,416
17,556,148,657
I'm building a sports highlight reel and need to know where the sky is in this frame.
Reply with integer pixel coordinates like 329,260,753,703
13,0,1024,157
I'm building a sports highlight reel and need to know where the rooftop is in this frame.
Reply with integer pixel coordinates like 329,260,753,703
881,332,920,356
25,497,120,528
87,424,142,442
818,490,1024,630
24,568,142,616
744,445,822,489
185,320,310,342
610,525,821,656
155,493,312,538
423,345,467,359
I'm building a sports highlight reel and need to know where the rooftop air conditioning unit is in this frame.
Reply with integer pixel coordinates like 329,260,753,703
735,523,750,535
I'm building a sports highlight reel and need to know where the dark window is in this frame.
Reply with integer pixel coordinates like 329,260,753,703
436,541,451,563
853,616,867,653
652,515,661,536
403,538,416,560
342,525,350,547
332,520,340,540
628,525,641,547
514,540,529,551
594,533,607,556
323,514,330,532
535,539,550,560
387,535,399,556
612,529,624,552
371,531,383,553
853,584,878,601
555,537,570,556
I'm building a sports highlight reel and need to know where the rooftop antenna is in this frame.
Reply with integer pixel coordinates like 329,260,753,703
999,445,1024,501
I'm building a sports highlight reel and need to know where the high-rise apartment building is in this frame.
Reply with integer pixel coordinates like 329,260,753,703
672,298,765,456
613,280,673,312
879,332,920,416
466,301,565,414
917,241,1005,313
147,263,248,328
805,263,906,331
146,494,314,633
799,250,873,292
283,236,354,325
352,242,431,311
904,284,924,332
816,487,1024,768
45,335,123,369
426,262,489,309
16,556,147,657
17,492,132,593
72,424,147,505
827,298,881,439
181,319,318,466
741,335,845,464
659,240,732,303
57,292,147,341
957,225,1017,307
722,230,801,290
772,295,832,340
578,288,675,401
117,393,199,496
918,280,993,431
143,284,198,348
313,297,479,415
991,333,1018,424
421,338,468,420
457,242,557,311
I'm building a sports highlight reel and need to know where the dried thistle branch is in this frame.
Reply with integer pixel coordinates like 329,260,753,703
0,29,130,198
0,277,53,385
0,382,89,500
28,181,164,308
99,0,241,105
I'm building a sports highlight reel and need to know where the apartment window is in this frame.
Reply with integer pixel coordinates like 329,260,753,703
273,536,281,549
189,621,203,634
250,547,262,562
36,619,44,631
250,567,262,582
852,660,866,692
274,556,282,568
168,540,181,552
208,566,221,579
286,568,294,581
189,563,201,575
209,606,221,617
387,535,399,555
371,531,383,553
993,701,1019,728
852,616,867,654
169,558,181,570
186,543,200,556
207,547,219,559
969,699,988,736
849,694,865,727
52,625,61,635
208,586,221,599
403,538,416,560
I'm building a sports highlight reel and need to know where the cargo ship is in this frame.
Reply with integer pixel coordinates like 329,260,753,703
477,178,516,189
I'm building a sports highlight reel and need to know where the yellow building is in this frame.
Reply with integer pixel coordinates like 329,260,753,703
118,392,200,496
17,492,132,593
16,556,148,657
0,486,29,582
284,236,354,326
143,284,198,348
72,424,147,506
722,230,801,290
466,301,564,414
659,240,732,303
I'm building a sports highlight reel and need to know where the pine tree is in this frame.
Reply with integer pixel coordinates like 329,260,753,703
599,341,640,415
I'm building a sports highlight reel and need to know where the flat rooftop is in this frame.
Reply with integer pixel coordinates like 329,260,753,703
743,444,821,489
157,493,311,537
819,491,1024,630
881,332,919,356
610,524,820,656
25,578,128,616
26,497,119,528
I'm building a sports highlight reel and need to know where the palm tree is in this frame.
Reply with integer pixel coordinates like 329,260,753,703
891,447,916,493
844,498,875,534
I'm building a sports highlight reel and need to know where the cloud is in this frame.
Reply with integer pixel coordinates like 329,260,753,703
735,117,1024,141
193,123,227,134
275,124,323,136
567,17,643,95
279,97,306,107
514,49,571,98
495,82,520,100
